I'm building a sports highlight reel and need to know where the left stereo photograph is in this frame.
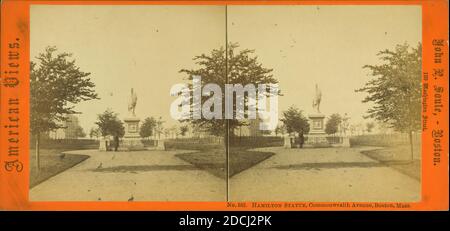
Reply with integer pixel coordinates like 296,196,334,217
29,5,228,201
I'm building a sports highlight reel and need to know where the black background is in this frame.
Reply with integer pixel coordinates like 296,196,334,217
1,211,448,229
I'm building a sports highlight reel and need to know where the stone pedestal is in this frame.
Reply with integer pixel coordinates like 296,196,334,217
99,138,110,151
305,113,330,147
308,113,326,135
119,117,145,151
284,135,292,148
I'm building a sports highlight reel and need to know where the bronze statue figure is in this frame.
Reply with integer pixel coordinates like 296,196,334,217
312,84,322,113
128,88,137,117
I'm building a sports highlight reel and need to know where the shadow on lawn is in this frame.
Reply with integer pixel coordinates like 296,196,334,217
360,145,421,181
273,159,417,170
92,165,198,173
273,161,384,170
175,148,274,179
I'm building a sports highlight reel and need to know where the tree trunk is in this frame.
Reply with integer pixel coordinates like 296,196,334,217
224,125,232,187
409,130,414,161
35,133,40,172
224,126,230,150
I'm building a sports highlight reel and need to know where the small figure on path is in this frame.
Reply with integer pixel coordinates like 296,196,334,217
299,133,305,148
114,135,119,151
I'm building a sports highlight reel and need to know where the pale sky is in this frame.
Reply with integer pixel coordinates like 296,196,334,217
228,5,421,126
30,5,421,133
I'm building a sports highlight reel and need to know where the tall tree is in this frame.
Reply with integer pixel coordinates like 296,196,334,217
325,113,342,135
30,46,98,170
280,106,310,136
179,43,279,139
139,117,157,139
356,43,421,160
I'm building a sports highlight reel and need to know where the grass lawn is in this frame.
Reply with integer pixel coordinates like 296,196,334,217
361,145,421,181
29,149,90,188
175,148,274,179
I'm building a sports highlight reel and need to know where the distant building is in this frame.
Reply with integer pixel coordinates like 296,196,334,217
48,114,83,139
235,117,273,137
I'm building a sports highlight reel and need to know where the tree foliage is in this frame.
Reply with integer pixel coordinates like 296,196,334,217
89,127,100,139
95,109,125,138
274,124,286,136
179,43,279,136
280,106,310,135
356,43,422,159
366,122,375,133
30,46,98,170
139,117,157,138
356,43,422,133
325,113,342,135
74,125,86,138
180,125,189,136
30,46,98,135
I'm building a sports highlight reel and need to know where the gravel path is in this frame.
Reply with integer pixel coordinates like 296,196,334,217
30,147,420,202
30,149,225,201
229,147,420,202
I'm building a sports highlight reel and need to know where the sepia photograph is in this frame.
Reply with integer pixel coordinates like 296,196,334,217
227,5,422,202
29,5,422,202
29,5,227,201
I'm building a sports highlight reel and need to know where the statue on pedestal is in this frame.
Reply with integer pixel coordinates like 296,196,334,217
305,83,329,147
121,88,145,151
